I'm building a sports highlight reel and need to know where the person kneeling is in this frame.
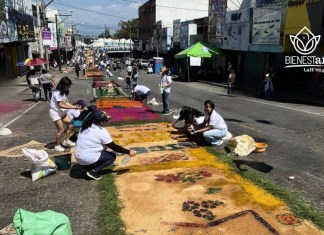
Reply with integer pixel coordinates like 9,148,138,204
190,100,228,146
131,84,151,101
74,110,136,180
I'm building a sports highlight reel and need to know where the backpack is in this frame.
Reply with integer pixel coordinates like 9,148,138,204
72,111,92,128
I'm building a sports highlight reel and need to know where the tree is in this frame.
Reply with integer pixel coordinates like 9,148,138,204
114,19,138,40
98,27,111,38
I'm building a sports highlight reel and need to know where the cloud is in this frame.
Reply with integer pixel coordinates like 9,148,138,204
88,6,103,11
129,3,142,9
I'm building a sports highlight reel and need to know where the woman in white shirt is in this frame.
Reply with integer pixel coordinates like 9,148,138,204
75,110,136,180
191,100,228,146
49,77,79,152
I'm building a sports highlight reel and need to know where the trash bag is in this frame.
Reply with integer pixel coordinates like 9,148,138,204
13,209,72,235
21,148,57,181
226,134,256,156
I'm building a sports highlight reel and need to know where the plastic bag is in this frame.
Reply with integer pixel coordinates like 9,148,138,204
22,148,57,181
13,209,72,235
226,134,256,156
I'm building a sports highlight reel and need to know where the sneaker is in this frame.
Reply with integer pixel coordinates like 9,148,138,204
162,112,170,115
54,145,65,152
86,170,102,180
62,140,75,147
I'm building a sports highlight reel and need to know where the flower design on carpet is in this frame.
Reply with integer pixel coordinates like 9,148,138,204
182,200,224,221
154,170,212,183
141,153,189,164
276,213,302,226
154,174,181,183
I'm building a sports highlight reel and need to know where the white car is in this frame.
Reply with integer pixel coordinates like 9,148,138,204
140,60,149,70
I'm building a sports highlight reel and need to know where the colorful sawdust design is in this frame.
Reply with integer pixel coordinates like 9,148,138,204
205,187,222,194
276,213,302,226
162,210,280,234
154,170,212,183
93,86,127,98
108,123,173,145
92,80,121,88
96,99,142,108
101,106,161,122
112,123,321,234
182,200,224,221
139,153,189,165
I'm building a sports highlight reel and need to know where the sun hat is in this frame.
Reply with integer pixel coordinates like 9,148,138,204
94,110,111,122
161,66,169,74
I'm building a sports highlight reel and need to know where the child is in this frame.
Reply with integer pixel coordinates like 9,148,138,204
126,72,131,89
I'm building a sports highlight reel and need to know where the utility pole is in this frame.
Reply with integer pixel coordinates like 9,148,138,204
36,0,44,60
55,14,62,71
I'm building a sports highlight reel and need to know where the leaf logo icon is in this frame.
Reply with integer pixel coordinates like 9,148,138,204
290,27,321,55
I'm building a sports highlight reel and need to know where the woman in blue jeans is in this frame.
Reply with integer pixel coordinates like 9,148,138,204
191,100,228,146
75,110,136,180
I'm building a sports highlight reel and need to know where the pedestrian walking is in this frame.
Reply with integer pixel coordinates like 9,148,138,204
75,110,137,180
227,69,236,96
39,69,55,101
126,72,131,89
160,66,172,115
261,73,274,99
26,69,42,102
49,77,80,152
131,63,139,89
75,63,80,79
82,62,86,76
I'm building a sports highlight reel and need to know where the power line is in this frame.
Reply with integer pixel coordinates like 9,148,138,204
52,0,133,19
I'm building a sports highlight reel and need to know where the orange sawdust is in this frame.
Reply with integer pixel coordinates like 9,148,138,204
96,99,143,108
124,148,283,211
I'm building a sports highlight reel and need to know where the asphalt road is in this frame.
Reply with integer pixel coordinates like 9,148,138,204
0,67,323,233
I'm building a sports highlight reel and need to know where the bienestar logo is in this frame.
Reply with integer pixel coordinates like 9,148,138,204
285,26,324,71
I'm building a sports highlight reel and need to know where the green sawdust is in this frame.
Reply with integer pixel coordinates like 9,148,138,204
206,147,324,230
98,166,127,235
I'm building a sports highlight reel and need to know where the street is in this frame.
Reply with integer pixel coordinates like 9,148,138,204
0,68,323,233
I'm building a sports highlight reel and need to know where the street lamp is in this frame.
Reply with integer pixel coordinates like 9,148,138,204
55,14,72,71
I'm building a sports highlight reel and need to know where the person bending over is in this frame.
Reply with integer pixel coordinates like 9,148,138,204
170,106,204,132
131,84,151,101
190,100,228,146
75,110,136,180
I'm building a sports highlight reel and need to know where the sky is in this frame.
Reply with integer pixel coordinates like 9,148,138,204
46,0,147,36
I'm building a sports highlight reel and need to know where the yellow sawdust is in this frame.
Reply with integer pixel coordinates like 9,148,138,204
125,148,283,211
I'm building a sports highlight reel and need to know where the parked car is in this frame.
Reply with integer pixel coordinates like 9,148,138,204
140,59,149,70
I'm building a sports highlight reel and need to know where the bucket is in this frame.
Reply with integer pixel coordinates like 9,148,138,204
54,154,71,171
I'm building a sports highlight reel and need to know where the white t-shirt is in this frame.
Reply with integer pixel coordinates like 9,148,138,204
160,74,172,93
67,109,80,121
50,91,68,112
29,75,39,86
134,85,150,94
75,124,113,165
39,73,52,84
127,65,132,73
205,110,227,129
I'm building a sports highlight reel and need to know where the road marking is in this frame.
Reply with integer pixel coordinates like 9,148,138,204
3,102,40,128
